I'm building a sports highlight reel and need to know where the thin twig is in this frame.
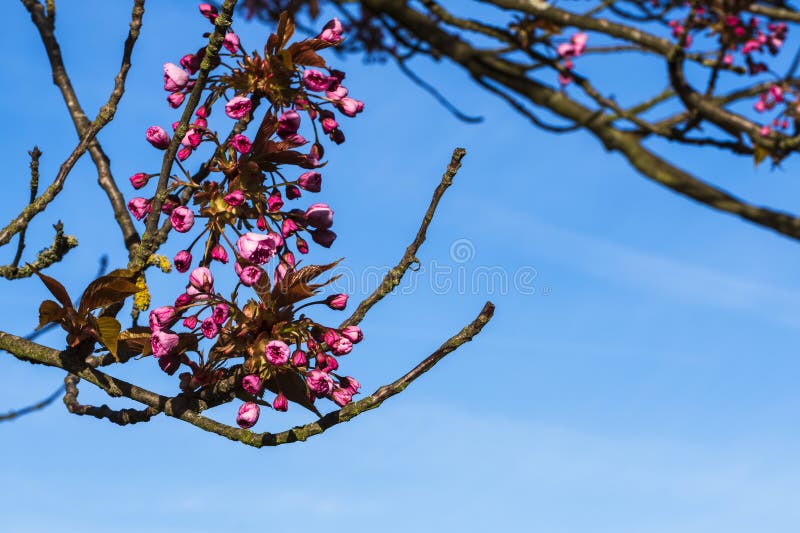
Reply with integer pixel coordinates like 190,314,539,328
21,0,143,251
341,148,466,328
0,384,64,422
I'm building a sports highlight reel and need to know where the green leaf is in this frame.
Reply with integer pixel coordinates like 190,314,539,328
37,300,64,330
96,316,122,361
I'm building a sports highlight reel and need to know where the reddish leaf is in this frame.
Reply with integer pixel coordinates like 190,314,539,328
78,275,141,315
36,272,73,309
263,370,321,416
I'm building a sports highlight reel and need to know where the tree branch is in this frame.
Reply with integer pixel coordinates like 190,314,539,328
18,0,145,251
341,147,466,328
0,300,493,447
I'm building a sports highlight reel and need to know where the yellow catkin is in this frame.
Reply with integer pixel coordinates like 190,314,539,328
133,274,151,311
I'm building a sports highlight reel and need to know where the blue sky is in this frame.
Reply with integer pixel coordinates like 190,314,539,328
3,1,800,531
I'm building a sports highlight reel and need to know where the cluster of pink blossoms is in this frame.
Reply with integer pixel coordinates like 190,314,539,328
126,5,366,430
659,2,794,136
555,32,587,86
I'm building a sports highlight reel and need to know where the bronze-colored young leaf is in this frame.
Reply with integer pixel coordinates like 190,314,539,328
287,41,327,67
272,260,342,307
118,328,153,359
35,272,73,309
263,369,321,416
78,275,141,315
95,316,122,360
37,300,65,330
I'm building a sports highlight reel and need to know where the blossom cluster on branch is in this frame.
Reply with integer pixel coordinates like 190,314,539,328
125,6,366,429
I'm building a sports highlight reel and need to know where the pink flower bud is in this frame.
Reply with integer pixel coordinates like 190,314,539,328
127,197,151,221
297,171,322,192
180,53,201,74
225,95,252,119
236,402,260,429
331,387,353,407
338,97,364,117
200,317,219,339
177,147,192,161
281,218,298,238
194,117,207,129
181,128,202,148
151,330,179,357
277,109,301,138
306,369,334,397
211,244,229,263
149,306,177,332
236,232,282,264
265,339,291,365
760,125,771,136
230,134,252,154
242,374,262,395
311,228,336,248
257,216,267,231
167,92,186,108
183,315,198,328
296,235,309,254
292,349,308,367
323,329,340,347
319,110,339,134
174,293,192,308
285,185,301,200
129,172,149,189
212,303,229,325
303,69,331,92
170,206,195,233
224,189,245,206
341,325,363,343
267,190,284,212
273,392,288,411
223,32,240,54
322,353,340,371
326,85,348,102
146,126,170,149
325,293,348,310
330,337,353,356
305,203,333,229
283,251,295,267
163,63,189,92
318,17,344,44
341,376,361,395
199,3,218,20
234,262,262,286
189,266,214,293
196,105,210,118
174,250,192,273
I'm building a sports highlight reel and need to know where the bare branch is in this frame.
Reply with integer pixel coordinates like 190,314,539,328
342,147,466,328
0,0,146,249
0,300,494,447
22,0,144,249
131,0,239,271
0,384,64,422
